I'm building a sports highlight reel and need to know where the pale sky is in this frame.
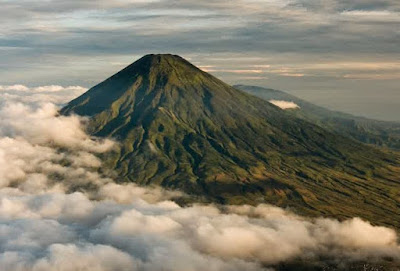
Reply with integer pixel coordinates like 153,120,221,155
1,0,399,121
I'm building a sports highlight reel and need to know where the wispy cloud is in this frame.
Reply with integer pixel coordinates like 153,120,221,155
280,73,305,77
340,9,400,22
343,73,400,79
210,69,264,74
239,76,268,80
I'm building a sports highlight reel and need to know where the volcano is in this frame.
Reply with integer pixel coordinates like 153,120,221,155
62,54,400,227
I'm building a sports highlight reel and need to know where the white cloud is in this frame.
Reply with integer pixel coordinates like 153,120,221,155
0,102,113,151
0,85,29,92
269,100,300,109
0,85,87,105
0,243,138,271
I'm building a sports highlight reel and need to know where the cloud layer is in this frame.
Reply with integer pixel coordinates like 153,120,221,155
0,88,399,270
0,85,87,105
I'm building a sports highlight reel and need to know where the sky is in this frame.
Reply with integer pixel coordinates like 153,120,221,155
0,3,400,269
0,0,399,121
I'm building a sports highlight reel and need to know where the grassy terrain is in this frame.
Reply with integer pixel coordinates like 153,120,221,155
62,54,400,229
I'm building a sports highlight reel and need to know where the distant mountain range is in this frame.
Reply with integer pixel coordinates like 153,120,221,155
235,85,400,150
62,54,400,228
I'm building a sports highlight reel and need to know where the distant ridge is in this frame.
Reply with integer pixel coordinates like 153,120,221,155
235,84,400,150
62,54,400,228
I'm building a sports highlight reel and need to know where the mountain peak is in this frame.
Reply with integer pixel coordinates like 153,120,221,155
141,53,183,61
117,53,202,80
131,53,187,68
61,53,232,116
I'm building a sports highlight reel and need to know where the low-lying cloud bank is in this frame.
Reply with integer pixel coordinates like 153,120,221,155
0,85,87,105
0,85,399,271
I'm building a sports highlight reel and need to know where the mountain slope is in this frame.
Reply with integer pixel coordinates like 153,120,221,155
62,54,400,228
235,84,400,150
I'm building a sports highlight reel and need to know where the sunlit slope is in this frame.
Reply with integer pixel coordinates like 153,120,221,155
62,54,400,227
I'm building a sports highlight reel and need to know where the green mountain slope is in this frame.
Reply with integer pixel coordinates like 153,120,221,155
62,54,400,228
235,85,400,150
